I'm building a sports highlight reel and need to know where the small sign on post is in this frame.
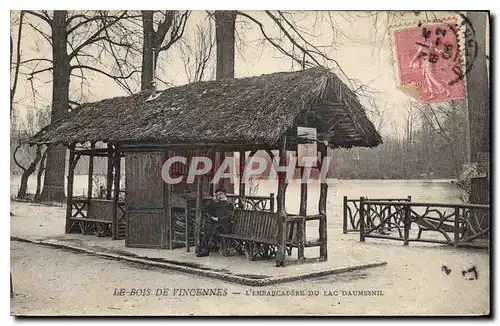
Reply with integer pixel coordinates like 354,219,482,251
297,127,317,167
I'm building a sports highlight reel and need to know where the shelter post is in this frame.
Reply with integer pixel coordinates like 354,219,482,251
87,142,95,200
166,184,172,249
65,144,76,233
112,145,121,240
298,167,307,259
276,137,287,266
106,144,114,199
318,142,328,259
165,151,173,249
239,150,246,205
194,176,203,254
270,193,275,212
184,205,190,252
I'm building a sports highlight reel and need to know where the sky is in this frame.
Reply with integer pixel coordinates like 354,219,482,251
10,10,470,136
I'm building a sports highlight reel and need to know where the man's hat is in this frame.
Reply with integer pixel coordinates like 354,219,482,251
215,187,227,194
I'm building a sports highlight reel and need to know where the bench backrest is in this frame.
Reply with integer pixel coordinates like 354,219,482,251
88,200,114,222
232,209,280,240
227,194,275,212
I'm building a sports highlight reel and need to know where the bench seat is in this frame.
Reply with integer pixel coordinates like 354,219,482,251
217,233,279,245
214,209,282,262
70,217,112,224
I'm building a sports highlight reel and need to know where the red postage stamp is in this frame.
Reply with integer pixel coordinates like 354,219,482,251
392,21,466,103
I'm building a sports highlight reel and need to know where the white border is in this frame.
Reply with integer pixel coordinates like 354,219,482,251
2,3,497,325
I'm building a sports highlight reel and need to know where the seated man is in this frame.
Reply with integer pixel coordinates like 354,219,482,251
197,188,234,257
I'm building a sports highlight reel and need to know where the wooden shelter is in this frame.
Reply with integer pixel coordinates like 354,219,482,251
30,67,382,266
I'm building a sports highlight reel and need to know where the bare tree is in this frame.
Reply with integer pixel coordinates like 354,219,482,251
179,21,215,82
140,10,190,91
22,10,139,201
10,11,24,114
12,105,50,199
415,101,467,179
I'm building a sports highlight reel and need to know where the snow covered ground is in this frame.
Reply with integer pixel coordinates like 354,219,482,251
10,200,490,316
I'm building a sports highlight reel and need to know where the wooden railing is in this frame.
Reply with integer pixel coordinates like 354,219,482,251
227,193,275,212
343,196,411,233
358,199,490,248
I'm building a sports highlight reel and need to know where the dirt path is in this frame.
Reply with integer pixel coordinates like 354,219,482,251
10,241,489,316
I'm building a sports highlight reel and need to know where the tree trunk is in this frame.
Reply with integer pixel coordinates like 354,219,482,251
39,11,70,202
141,10,177,91
459,100,471,164
141,10,156,91
215,11,237,194
16,146,43,200
34,147,48,201
10,36,13,114
467,13,490,163
466,12,490,234
215,11,236,80
17,173,29,199
11,11,24,114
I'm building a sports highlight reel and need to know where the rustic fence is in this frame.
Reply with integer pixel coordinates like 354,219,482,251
343,196,411,233
358,198,490,248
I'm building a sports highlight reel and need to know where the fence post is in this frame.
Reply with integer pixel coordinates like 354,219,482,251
407,196,412,230
387,204,392,231
270,193,275,212
403,203,410,245
359,197,365,242
454,207,460,247
343,196,348,234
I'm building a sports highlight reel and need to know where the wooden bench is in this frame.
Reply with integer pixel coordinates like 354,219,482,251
216,209,283,262
68,199,126,238
70,217,114,236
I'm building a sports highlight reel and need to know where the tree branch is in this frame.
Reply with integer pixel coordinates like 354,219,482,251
66,11,91,26
68,11,128,60
67,13,106,35
24,10,52,25
266,10,351,80
154,11,175,48
27,21,52,45
11,11,24,113
19,58,53,65
27,67,53,77
158,11,190,52
236,11,310,67
70,64,140,79
100,17,137,94
13,144,27,172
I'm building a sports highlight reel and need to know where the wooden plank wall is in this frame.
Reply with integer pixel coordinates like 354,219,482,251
125,152,165,248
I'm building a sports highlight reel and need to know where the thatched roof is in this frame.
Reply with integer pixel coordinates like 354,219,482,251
30,67,382,149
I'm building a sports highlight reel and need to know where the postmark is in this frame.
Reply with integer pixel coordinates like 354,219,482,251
390,16,475,103
455,13,479,82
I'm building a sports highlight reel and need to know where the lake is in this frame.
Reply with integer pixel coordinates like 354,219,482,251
11,175,463,217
